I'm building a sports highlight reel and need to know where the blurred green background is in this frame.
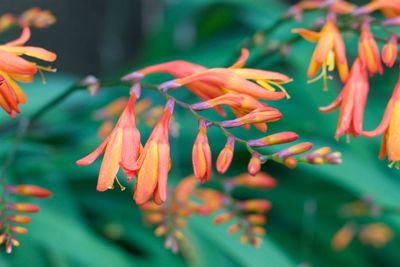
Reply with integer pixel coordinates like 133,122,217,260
1,0,400,266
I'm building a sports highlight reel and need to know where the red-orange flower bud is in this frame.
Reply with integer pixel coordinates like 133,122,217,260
274,142,313,159
216,136,235,174
221,107,282,131
247,131,298,147
230,172,277,189
228,223,242,234
248,153,262,175
382,35,398,68
10,226,28,235
358,22,383,75
5,185,51,198
7,215,31,224
213,212,235,224
246,214,267,225
238,199,272,213
6,203,39,213
192,119,212,182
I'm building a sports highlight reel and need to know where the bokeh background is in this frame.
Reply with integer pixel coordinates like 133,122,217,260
1,0,400,266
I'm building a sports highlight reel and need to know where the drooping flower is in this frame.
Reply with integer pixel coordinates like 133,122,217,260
122,99,175,205
364,79,400,167
358,21,383,75
0,26,56,117
192,119,212,183
123,49,252,116
160,68,290,101
287,0,354,21
320,58,369,139
354,0,400,18
76,92,141,191
216,136,235,174
382,35,398,68
292,14,349,83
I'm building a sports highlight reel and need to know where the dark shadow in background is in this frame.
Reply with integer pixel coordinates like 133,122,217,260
3,0,143,75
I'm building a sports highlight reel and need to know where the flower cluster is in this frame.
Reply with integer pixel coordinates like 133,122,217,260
140,173,276,252
0,7,55,32
77,48,341,206
291,0,400,168
0,184,51,253
0,9,56,117
331,197,395,251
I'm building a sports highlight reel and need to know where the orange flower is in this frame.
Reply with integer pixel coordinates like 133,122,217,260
358,22,383,75
160,67,289,101
287,0,354,21
192,119,212,182
76,92,141,191
123,49,252,116
216,136,235,174
363,79,400,166
293,15,348,83
320,58,369,139
382,35,398,68
125,49,290,117
354,0,400,18
0,26,56,117
122,99,175,205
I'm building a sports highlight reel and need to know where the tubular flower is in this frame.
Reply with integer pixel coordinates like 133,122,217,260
216,136,235,174
358,22,383,75
160,68,290,101
382,35,398,68
76,92,141,191
354,0,400,18
123,48,251,116
292,14,349,83
287,0,354,21
0,26,56,116
364,79,400,167
320,58,369,139
122,99,175,205
192,119,212,183
220,106,282,132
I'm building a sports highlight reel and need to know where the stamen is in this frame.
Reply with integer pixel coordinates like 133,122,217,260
268,80,291,99
37,65,56,84
115,176,126,191
307,61,332,91
256,80,276,91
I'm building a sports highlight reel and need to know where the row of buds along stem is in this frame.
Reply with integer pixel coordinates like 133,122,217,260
140,173,276,251
78,46,341,206
0,184,51,253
